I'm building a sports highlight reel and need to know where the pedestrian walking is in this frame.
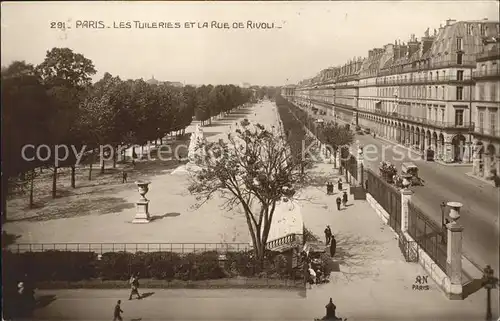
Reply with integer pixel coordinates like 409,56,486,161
324,225,332,245
342,191,348,207
128,273,141,300
122,171,128,183
336,197,342,211
337,179,343,192
330,234,337,258
113,300,123,321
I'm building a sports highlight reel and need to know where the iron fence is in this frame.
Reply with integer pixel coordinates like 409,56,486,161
340,149,358,181
365,169,401,233
398,231,419,263
408,201,447,272
8,242,252,254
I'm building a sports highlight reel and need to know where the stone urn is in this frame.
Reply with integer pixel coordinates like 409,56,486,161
135,180,150,201
447,201,463,222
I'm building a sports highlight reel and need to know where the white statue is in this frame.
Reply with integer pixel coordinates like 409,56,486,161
188,124,206,164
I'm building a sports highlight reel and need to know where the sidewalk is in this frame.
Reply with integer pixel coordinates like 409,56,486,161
32,288,315,321
301,162,498,321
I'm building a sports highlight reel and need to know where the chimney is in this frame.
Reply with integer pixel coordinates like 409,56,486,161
408,35,419,58
446,19,457,26
400,43,408,59
393,43,401,60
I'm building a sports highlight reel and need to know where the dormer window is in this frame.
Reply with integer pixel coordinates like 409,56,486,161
456,37,463,51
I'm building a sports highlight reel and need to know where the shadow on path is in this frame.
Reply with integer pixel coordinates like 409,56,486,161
35,294,57,309
150,213,180,222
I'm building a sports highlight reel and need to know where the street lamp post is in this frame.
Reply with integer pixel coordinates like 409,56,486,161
440,201,447,244
482,265,497,321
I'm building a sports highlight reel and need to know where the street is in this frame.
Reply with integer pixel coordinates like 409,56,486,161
355,132,500,272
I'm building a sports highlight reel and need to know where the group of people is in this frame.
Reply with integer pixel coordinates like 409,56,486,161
326,178,349,210
113,273,142,320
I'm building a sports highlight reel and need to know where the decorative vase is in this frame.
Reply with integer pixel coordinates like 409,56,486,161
135,180,150,201
447,201,462,222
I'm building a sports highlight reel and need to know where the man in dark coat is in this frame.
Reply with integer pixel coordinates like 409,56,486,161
337,179,343,191
342,191,348,207
324,225,332,245
113,300,123,321
336,197,342,211
330,234,337,258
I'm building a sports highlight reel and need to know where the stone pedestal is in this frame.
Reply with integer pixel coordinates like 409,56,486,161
132,200,151,223
446,221,464,299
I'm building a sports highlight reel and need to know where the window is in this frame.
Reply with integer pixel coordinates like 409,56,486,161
490,111,497,134
456,86,463,100
428,107,432,118
466,24,473,35
456,37,463,51
443,71,446,80
430,72,433,81
479,110,485,131
457,53,463,65
455,109,464,126
441,86,445,99
479,84,485,100
434,108,438,121
441,109,445,122
492,83,497,101
435,86,438,99
457,70,464,81
480,24,485,36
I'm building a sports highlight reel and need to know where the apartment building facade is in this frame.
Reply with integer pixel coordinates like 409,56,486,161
471,37,500,177
282,18,500,178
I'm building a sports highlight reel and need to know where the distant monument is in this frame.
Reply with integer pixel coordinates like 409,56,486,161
172,124,206,175
187,124,207,165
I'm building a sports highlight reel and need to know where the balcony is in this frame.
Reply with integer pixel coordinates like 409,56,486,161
375,75,473,86
473,68,500,79
473,127,500,138
371,109,474,130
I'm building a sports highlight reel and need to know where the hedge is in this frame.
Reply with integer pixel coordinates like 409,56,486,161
2,250,300,285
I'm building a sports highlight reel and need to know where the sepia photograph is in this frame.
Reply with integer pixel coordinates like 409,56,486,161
1,1,499,320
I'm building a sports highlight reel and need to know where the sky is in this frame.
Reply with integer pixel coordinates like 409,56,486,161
1,1,498,86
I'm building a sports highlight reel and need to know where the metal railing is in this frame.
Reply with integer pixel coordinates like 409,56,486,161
8,242,252,254
474,127,500,137
341,149,358,181
365,169,401,233
375,75,473,86
370,109,475,130
398,230,419,263
473,68,500,78
408,202,447,273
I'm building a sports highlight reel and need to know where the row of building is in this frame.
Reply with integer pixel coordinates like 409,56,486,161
282,18,500,180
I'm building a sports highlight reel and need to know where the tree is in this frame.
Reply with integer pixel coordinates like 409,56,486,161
188,120,308,265
319,122,354,167
1,66,56,217
36,48,96,89
36,47,97,195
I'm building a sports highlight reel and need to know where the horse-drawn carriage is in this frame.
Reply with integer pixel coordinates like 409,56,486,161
402,162,424,186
